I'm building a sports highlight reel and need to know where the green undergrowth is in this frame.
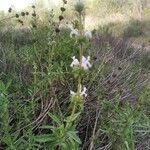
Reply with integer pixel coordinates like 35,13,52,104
0,1,150,149
0,26,149,149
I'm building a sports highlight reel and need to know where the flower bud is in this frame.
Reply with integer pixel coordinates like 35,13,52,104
59,15,64,21
32,5,35,9
32,13,36,17
18,19,23,25
73,20,80,30
15,14,19,18
21,12,25,16
60,7,66,12
8,8,12,13
74,1,85,13
26,12,29,15
63,0,67,4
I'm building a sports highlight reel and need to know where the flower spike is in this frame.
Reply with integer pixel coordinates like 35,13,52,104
84,30,92,39
70,29,79,38
70,86,87,98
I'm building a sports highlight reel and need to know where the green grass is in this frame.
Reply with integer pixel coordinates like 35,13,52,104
1,26,149,150
0,2,150,150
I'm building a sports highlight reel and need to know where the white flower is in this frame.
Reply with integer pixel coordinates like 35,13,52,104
84,30,92,39
68,23,92,39
81,56,92,70
70,90,76,96
70,85,87,98
68,24,74,30
70,56,80,67
80,87,87,97
59,23,66,29
70,29,79,38
70,56,92,70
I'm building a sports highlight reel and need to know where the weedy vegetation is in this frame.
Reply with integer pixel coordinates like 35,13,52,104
0,0,150,150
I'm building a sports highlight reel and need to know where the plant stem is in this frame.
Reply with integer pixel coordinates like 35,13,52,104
131,127,135,150
70,11,83,119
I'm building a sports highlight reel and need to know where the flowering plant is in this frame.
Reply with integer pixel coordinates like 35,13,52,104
35,1,93,149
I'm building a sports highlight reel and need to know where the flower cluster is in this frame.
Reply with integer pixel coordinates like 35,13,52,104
69,1,93,111
68,24,92,39
70,85,87,98
84,30,92,39
70,29,79,38
70,56,92,70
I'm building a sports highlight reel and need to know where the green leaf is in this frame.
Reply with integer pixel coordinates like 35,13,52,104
40,125,55,130
0,80,6,93
66,113,81,123
6,80,12,90
33,143,43,149
125,141,130,150
48,112,62,125
35,134,54,143
67,131,81,144
60,142,68,149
